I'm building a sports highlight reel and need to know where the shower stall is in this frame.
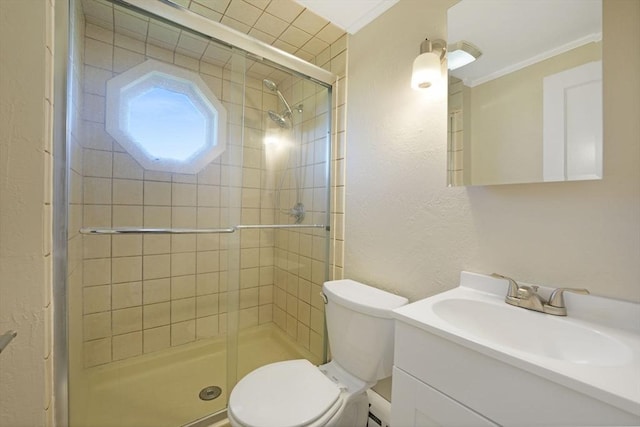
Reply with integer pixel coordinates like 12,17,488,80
58,0,335,425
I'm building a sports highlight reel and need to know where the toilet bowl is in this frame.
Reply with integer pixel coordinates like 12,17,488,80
228,280,408,427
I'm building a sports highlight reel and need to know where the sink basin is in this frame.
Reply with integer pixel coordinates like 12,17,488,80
431,298,633,366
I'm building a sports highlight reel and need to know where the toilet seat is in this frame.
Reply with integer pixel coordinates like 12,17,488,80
229,359,343,427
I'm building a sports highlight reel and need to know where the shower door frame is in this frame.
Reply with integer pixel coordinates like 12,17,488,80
53,0,337,426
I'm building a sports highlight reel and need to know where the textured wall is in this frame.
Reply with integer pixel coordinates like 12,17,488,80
345,0,640,303
0,0,53,426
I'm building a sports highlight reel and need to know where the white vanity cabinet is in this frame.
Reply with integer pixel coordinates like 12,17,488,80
391,366,496,426
391,318,640,427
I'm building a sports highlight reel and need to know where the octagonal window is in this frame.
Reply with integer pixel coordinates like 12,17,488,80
106,59,226,174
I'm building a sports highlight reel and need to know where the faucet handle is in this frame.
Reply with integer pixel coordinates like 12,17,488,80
548,288,590,308
491,273,520,298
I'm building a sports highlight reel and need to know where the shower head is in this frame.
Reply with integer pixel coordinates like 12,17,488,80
263,79,279,92
268,110,290,128
263,78,293,119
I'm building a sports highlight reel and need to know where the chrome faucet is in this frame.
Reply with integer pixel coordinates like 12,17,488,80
491,273,589,316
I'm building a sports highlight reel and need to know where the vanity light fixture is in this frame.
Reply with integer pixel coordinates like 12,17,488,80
411,38,447,90
447,40,482,70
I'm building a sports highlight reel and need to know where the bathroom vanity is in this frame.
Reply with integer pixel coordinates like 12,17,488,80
390,272,640,426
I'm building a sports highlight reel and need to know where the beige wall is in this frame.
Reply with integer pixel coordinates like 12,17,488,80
0,1,54,426
345,0,640,303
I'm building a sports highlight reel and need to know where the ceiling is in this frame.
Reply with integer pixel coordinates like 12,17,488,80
448,0,602,87
293,0,400,34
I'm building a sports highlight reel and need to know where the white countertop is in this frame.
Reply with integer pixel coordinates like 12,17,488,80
392,271,640,416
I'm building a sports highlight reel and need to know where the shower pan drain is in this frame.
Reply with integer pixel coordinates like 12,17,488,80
199,386,222,401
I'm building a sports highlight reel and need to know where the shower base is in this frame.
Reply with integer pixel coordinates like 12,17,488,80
71,323,316,427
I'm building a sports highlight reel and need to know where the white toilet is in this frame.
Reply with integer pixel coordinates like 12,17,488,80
228,279,408,427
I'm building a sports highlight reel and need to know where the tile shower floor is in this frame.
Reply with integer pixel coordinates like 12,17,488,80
72,323,316,427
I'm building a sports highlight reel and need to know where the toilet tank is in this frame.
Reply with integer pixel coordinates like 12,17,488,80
323,280,408,383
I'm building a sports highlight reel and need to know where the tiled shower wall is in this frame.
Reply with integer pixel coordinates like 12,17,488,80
75,3,344,367
270,77,330,357
77,21,253,367
263,18,348,360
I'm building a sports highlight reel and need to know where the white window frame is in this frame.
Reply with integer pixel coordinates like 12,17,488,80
105,59,227,174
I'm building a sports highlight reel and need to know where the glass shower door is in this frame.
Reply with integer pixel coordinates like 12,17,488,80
233,60,332,383
66,1,246,425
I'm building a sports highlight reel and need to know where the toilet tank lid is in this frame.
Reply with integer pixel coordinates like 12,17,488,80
323,280,408,318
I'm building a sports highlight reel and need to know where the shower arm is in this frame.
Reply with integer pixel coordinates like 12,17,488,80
275,89,293,117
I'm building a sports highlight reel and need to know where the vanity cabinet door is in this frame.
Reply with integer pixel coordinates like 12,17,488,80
391,367,497,427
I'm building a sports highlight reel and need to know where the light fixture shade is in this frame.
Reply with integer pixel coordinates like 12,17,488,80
447,41,482,70
411,51,441,89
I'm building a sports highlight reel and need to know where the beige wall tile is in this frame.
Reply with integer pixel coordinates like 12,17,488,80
112,331,142,360
196,272,219,295
171,297,195,323
172,183,197,206
196,250,220,273
286,313,297,337
113,179,143,205
112,306,142,335
258,304,272,324
196,207,221,229
113,47,145,73
196,315,219,339
113,152,144,179
82,94,106,123
143,235,171,255
84,177,112,204
196,294,219,317
171,320,196,345
297,323,309,349
239,287,259,309
144,181,172,206
258,285,273,305
143,302,170,328
171,235,196,253
85,38,113,70
143,278,171,304
83,235,111,259
112,234,142,257
239,307,259,329
112,256,142,283
83,149,112,177
83,258,111,286
143,254,171,280
84,338,112,367
297,301,310,326
171,275,196,299
240,267,259,288
172,207,197,228
83,285,111,314
84,312,111,340
111,205,144,227
83,205,112,228
143,326,170,353
112,281,142,309
171,252,196,276
143,206,171,228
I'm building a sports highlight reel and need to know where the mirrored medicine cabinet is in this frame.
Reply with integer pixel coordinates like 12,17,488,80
447,0,603,186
